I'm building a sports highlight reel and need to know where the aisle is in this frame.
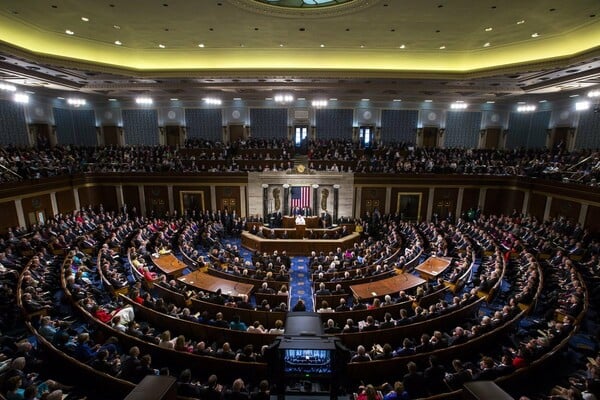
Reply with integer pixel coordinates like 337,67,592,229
289,255,314,312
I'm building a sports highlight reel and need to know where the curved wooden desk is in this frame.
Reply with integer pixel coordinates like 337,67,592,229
151,252,188,278
179,270,254,298
241,231,360,256
350,273,425,302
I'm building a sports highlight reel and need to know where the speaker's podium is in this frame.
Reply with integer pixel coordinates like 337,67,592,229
295,223,306,238
268,312,349,400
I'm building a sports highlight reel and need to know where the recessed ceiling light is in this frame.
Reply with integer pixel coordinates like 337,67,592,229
486,101,495,104
425,99,433,102
483,42,491,47
233,97,242,101
329,98,338,101
198,43,205,48
569,94,579,98
393,99,402,102
113,24,121,29
517,101,526,104
297,97,306,101
158,44,166,48
279,43,284,47
531,33,540,38
517,20,525,24
240,44,245,47
265,97,273,100
361,98,370,102
360,45,365,48
399,44,406,49
439,45,446,49
485,27,493,32
170,98,179,101
108,98,117,102
65,29,74,35
539,100,547,103
320,44,325,47
57,96,65,100
25,90,35,94
81,17,89,22
114,40,122,45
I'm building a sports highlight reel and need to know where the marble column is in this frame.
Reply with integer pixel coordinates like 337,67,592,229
333,184,340,223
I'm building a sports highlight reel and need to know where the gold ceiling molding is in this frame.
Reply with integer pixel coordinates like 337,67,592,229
227,0,379,18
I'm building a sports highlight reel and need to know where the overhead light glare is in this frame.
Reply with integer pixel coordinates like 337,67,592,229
114,40,122,45
450,102,468,110
483,42,491,47
393,99,402,102
484,27,493,32
517,104,536,112
170,98,179,101
486,101,495,104
135,97,153,105
569,94,580,98
13,93,29,104
233,97,242,101
517,20,525,24
274,94,294,103
329,98,337,101
320,44,325,47
158,44,166,48
587,89,600,98
65,29,74,35
198,43,205,48
361,98,370,102
113,24,121,29
439,45,446,49
575,101,590,111
531,32,540,38
312,99,328,108
204,98,222,105
399,44,406,49
424,99,433,103
108,98,117,102
81,17,89,22
0,82,17,92
67,98,86,107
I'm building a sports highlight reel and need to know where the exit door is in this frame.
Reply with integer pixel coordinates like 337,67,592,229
294,125,308,155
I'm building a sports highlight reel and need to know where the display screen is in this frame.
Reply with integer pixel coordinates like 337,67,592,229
283,349,332,376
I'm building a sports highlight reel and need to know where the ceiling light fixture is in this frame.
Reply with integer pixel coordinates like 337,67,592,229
113,24,121,29
114,40,122,45
81,17,89,22
204,98,222,105
570,94,580,98
158,44,166,48
393,99,402,102
575,101,590,111
67,98,86,107
399,44,406,49
517,104,536,112
531,33,540,38
424,99,433,103
233,97,242,101
483,42,491,47
486,101,495,104
517,20,525,24
484,27,493,31
170,98,179,101
312,100,328,108
135,97,153,105
450,102,468,110
0,82,17,92
274,94,294,103
108,98,117,102
361,99,370,102
588,89,600,98
320,44,325,47
439,45,446,49
13,93,29,104
65,29,74,35
198,43,205,48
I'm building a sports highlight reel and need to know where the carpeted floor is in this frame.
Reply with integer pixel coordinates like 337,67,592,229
289,255,314,312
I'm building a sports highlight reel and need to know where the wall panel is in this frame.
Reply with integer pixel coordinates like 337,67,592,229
444,111,481,148
122,186,141,216
0,202,19,232
184,108,223,141
215,186,241,214
55,189,76,215
0,99,28,146
585,205,600,232
144,186,169,217
380,109,418,144
432,188,458,219
461,188,479,214
484,189,524,216
174,186,210,215
249,108,287,139
529,193,547,220
550,197,580,222
21,194,51,227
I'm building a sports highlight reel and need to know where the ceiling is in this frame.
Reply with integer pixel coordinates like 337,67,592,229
1,0,600,107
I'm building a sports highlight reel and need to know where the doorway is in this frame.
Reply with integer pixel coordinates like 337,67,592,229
102,126,120,146
422,127,438,148
165,125,181,146
359,126,373,148
484,128,502,149
229,124,245,142
294,125,309,155
551,127,570,151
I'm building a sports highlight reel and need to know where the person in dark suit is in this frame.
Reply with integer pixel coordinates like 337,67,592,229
335,298,350,312
403,361,428,399
323,319,341,334
315,282,331,296
291,299,306,311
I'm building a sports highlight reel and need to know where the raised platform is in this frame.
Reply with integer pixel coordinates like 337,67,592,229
241,231,360,256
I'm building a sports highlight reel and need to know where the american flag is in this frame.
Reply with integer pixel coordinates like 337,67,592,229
291,186,311,209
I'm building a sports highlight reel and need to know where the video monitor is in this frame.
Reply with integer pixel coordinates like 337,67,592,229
283,348,332,376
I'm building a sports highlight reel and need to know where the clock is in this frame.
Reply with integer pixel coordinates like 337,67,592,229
296,164,306,173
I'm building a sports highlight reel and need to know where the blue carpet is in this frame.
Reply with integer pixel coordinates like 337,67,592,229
290,256,314,312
